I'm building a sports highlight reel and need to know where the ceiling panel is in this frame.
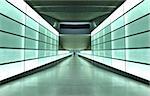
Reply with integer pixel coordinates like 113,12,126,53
24,0,125,22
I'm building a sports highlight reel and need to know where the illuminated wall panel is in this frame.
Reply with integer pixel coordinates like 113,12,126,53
0,0,59,81
26,16,39,31
112,50,125,60
91,0,150,81
0,49,24,64
111,16,125,31
25,50,38,60
126,49,150,64
0,62,24,81
125,15,149,36
124,0,149,24
111,27,125,40
0,32,24,48
0,15,25,36
126,62,150,81
25,27,38,40
0,0,25,24
112,39,125,49
112,59,125,71
126,32,150,48
25,38,38,49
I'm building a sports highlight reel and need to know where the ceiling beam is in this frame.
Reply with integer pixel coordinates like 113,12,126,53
34,5,116,8
40,11,112,22
34,7,115,12
25,1,125,6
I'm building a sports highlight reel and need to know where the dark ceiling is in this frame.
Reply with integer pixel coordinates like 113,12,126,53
24,0,125,50
24,0,125,22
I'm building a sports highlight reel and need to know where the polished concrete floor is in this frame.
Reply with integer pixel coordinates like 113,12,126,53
0,55,150,96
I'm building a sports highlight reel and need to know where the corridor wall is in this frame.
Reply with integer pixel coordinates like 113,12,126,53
0,0,59,81
91,0,150,81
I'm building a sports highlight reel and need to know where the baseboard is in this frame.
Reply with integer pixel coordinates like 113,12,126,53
79,55,150,85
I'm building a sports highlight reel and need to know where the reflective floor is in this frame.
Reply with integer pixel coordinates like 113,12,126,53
0,55,150,96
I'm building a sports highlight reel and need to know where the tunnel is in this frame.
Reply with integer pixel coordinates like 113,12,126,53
0,0,150,96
